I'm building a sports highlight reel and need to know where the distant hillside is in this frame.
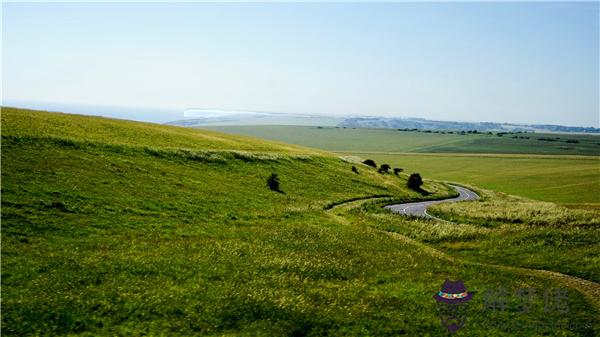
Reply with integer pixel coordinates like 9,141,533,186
204,125,600,157
166,109,343,127
339,117,600,134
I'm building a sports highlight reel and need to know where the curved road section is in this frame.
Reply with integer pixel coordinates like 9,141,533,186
385,185,479,220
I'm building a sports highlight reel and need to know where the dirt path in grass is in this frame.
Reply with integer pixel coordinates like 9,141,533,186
384,184,479,219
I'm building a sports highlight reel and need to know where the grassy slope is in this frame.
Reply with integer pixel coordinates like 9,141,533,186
345,152,600,205
4,110,320,154
204,125,600,156
2,108,599,336
428,188,600,282
204,125,600,205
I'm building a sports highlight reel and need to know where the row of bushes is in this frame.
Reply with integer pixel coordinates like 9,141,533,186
266,159,423,194
361,160,404,175
361,159,422,191
397,128,487,135
537,137,579,143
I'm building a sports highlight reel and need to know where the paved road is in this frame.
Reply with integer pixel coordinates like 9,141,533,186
384,185,479,219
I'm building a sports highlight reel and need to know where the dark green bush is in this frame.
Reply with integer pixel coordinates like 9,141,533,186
362,159,377,168
267,173,281,192
378,164,391,174
407,173,423,190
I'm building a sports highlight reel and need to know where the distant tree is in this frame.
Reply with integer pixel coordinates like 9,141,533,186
407,173,423,190
266,173,281,192
378,164,391,174
352,166,359,174
393,168,403,175
363,159,377,167
566,139,579,143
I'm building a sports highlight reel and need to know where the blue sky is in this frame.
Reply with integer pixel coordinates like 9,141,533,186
2,2,599,126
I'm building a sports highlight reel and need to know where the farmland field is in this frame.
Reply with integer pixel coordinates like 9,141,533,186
205,125,600,156
3,108,599,336
205,125,600,205
340,152,600,205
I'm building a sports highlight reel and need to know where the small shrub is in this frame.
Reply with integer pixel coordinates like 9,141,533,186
566,139,579,144
378,164,391,174
266,173,281,192
363,159,377,167
352,166,359,174
407,173,423,190
393,168,403,175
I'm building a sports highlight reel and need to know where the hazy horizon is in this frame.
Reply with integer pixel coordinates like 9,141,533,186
3,2,599,127
5,99,600,130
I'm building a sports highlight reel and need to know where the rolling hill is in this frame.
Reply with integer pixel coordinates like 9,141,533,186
203,125,600,204
2,107,598,336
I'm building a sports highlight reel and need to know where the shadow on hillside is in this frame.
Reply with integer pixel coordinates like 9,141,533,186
409,187,431,196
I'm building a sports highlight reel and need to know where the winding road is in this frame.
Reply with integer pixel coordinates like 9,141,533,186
384,185,479,219
328,186,600,317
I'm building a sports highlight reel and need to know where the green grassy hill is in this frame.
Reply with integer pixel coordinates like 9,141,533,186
2,108,599,336
343,152,600,205
204,125,600,205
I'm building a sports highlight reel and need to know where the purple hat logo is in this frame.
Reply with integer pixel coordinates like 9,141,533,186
434,279,473,304
433,280,473,333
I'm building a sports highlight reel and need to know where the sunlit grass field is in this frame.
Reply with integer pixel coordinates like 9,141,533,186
205,125,600,205
428,187,600,282
2,108,599,336
205,125,600,156
342,152,600,205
